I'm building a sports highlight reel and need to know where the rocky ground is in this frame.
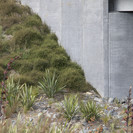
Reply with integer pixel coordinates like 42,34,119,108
8,90,129,133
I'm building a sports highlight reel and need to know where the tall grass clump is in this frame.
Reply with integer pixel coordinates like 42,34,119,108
38,69,65,98
80,100,102,122
61,95,79,121
6,78,22,115
20,84,35,113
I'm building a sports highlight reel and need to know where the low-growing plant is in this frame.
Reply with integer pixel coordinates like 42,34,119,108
38,69,65,98
61,94,79,121
20,84,35,113
6,78,22,114
80,100,102,122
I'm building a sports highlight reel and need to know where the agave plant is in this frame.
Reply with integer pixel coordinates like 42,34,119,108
80,100,102,121
20,84,35,113
38,69,65,98
61,94,79,121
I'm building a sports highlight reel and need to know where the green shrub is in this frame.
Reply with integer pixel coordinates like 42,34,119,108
0,58,8,69
46,33,58,42
28,70,44,85
80,100,102,121
42,23,50,35
13,28,43,49
61,95,79,121
48,67,59,76
0,0,31,16
59,67,86,91
24,14,42,27
68,62,84,76
34,58,49,71
11,60,22,70
19,61,33,73
33,48,51,58
5,24,23,35
0,67,4,81
0,43,10,54
1,14,22,30
54,47,70,59
20,84,35,113
0,26,2,41
0,1,22,16
38,69,65,98
43,39,58,49
14,75,34,85
50,54,68,68
29,46,53,59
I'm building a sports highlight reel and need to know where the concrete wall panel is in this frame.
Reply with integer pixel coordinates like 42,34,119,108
109,13,133,98
82,0,104,97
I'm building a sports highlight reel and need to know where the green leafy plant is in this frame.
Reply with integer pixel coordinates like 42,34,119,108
38,69,65,98
80,100,102,121
61,94,79,121
13,27,43,49
6,78,22,115
59,67,86,91
20,84,35,113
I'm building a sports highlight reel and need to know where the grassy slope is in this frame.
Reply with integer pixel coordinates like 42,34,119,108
0,0,95,92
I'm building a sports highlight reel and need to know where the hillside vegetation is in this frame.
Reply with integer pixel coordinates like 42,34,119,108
0,0,94,92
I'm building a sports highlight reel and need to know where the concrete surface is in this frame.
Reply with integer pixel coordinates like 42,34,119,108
114,0,133,11
109,13,133,98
